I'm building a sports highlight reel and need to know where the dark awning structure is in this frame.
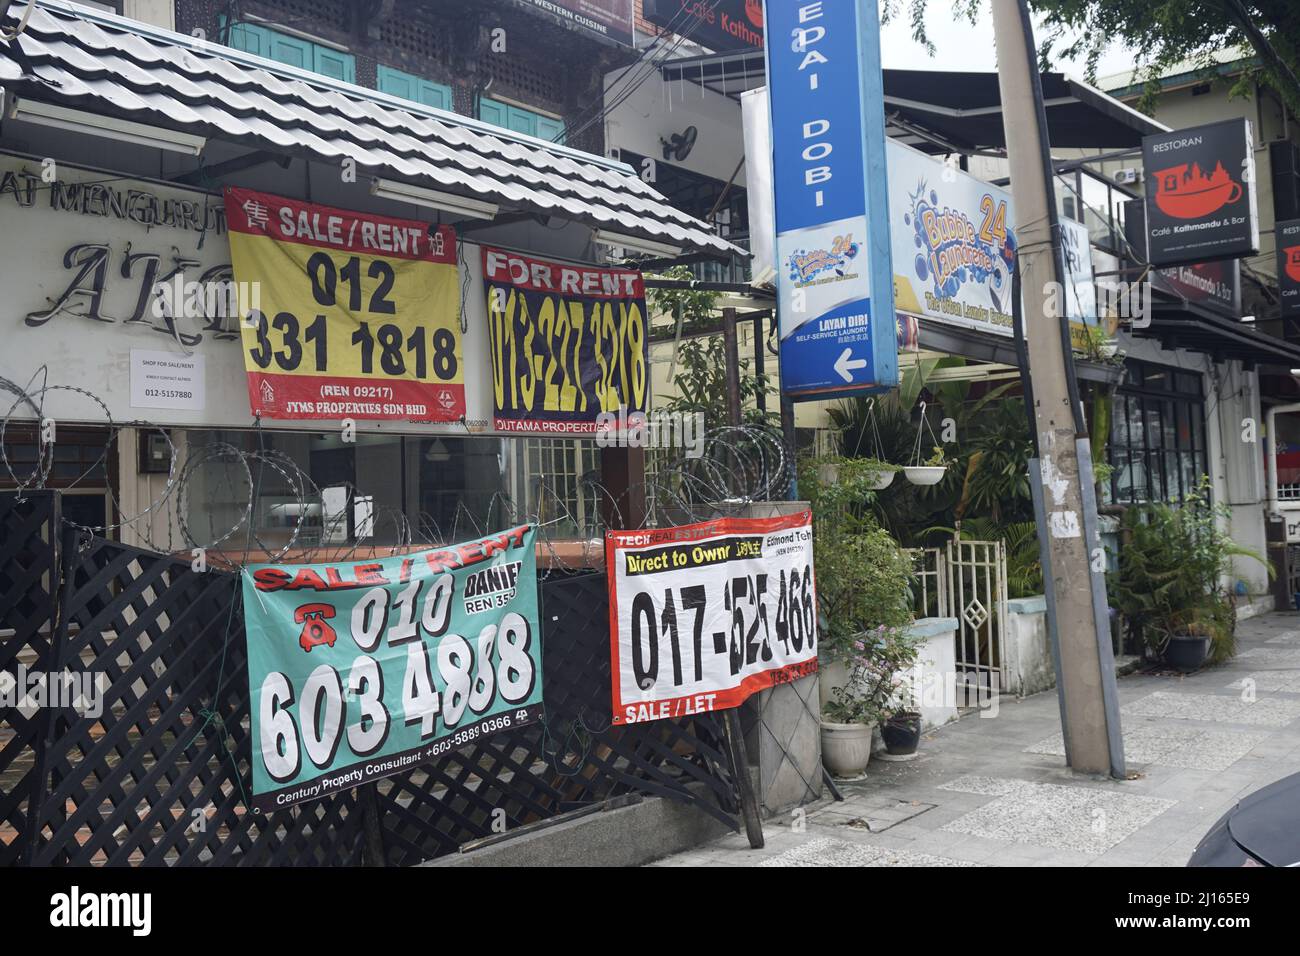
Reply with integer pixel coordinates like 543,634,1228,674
880,70,1167,152
1137,300,1300,370
660,51,1167,152
917,318,1124,386
0,0,736,257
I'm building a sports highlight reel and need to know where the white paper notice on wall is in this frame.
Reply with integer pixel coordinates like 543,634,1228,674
130,350,205,411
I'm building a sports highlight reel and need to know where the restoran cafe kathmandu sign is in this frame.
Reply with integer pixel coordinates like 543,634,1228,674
1140,119,1260,267
225,187,464,422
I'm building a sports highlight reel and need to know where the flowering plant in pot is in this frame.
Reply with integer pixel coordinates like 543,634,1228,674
821,625,924,775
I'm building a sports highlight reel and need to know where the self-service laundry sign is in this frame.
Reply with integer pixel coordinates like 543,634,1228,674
243,525,543,813
764,0,897,399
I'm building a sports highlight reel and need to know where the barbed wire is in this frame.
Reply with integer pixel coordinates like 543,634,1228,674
0,375,794,572
1,374,795,793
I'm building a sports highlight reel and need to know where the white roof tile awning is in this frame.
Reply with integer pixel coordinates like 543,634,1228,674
0,1,739,257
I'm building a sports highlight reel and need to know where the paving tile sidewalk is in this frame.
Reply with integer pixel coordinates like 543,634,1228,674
649,612,1300,867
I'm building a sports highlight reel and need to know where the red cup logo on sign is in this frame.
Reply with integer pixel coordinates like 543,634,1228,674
1285,246,1300,283
1153,162,1243,220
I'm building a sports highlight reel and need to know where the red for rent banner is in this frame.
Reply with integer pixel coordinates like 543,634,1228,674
226,187,464,422
607,511,818,725
482,246,647,434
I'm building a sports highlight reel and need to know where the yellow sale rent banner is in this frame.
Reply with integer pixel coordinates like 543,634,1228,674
225,186,464,421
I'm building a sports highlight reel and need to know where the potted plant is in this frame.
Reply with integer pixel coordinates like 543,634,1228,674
1078,323,1124,364
821,691,877,777
809,512,914,698
880,682,923,757
863,461,898,490
798,455,899,526
904,445,947,486
821,625,924,775
1108,478,1270,670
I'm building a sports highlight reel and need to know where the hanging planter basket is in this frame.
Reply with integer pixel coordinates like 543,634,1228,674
903,400,948,486
903,466,945,486
866,467,896,490
850,402,898,489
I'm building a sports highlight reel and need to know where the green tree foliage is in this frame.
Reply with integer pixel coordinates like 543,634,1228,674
646,265,774,430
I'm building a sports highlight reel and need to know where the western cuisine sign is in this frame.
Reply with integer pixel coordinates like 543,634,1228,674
765,0,897,399
521,0,634,45
1141,119,1260,266
226,187,464,421
643,0,764,51
607,511,817,725
244,526,543,812
483,247,647,433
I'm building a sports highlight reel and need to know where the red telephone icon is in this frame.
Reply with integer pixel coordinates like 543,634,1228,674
295,603,338,653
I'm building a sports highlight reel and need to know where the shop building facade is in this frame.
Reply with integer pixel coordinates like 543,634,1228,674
0,0,731,554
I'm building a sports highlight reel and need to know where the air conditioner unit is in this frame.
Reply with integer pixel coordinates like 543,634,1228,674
1114,168,1141,185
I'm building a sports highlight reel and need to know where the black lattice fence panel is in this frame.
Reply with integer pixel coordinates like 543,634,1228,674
26,530,368,866
375,572,739,865
0,492,59,865
8,520,738,866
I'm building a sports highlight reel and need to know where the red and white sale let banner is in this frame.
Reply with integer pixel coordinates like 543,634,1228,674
607,511,818,725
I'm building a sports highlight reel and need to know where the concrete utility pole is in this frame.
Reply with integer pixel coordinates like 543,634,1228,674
991,0,1124,776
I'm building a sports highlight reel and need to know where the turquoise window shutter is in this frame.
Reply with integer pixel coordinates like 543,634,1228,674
535,115,566,144
377,66,452,111
224,19,355,84
418,80,452,112
478,97,508,129
267,33,313,71
315,46,356,84
377,65,416,100
480,98,564,142
505,105,535,136
225,21,269,58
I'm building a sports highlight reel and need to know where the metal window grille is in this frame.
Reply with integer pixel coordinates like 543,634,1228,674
906,546,948,619
519,438,602,536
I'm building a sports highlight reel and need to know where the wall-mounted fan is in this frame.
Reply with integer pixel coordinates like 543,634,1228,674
661,125,698,162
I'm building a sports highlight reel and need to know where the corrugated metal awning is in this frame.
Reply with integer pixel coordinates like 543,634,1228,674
0,1,738,257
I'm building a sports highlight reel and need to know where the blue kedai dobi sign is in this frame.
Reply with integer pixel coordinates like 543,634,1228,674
763,0,897,399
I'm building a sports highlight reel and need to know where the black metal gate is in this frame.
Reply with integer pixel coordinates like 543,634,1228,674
0,492,740,866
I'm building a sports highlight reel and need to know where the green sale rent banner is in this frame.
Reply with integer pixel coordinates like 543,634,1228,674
243,525,543,812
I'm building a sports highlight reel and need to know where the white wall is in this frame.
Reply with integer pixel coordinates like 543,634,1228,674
122,0,175,29
603,65,747,188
